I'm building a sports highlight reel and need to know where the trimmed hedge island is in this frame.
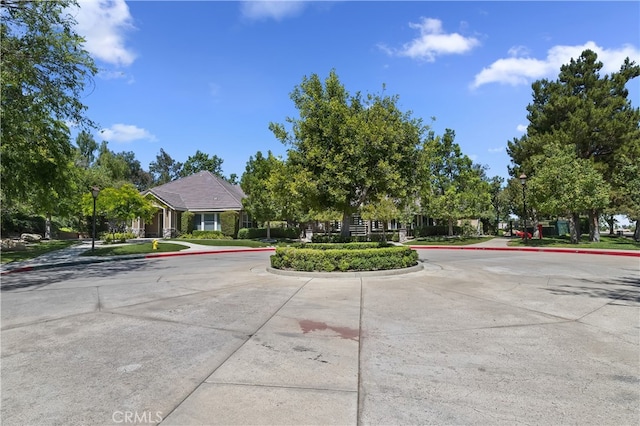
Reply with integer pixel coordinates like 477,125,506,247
270,243,418,272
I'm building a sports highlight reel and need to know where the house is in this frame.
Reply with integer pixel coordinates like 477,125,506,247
131,171,250,238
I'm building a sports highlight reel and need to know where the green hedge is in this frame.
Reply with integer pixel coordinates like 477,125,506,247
290,242,390,250
270,246,418,272
237,227,301,240
414,225,462,237
178,230,231,240
102,232,136,244
220,211,239,238
311,233,397,243
181,211,194,235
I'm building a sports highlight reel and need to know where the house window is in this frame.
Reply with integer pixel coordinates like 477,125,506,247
241,212,253,229
194,213,221,231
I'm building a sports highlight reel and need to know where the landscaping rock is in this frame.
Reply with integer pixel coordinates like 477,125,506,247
1,239,26,251
21,233,42,243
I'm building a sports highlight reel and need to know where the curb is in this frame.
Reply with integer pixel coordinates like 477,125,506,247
0,247,277,275
409,245,640,257
266,261,424,278
3,245,637,276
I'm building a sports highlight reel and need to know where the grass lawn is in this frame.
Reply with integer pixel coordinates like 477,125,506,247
175,239,272,248
81,242,189,256
508,235,640,250
1,240,79,264
406,236,494,246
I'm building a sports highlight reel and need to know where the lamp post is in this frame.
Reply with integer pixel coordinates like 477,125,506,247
519,173,528,243
91,186,100,252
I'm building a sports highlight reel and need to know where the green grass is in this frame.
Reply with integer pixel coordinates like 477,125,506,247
175,239,271,248
508,235,640,250
81,242,189,256
405,236,493,246
1,240,79,264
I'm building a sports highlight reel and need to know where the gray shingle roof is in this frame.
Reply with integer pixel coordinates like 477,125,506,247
145,171,245,211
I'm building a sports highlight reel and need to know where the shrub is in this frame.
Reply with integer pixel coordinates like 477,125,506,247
311,233,396,243
220,211,239,238
102,231,136,244
183,230,231,240
181,211,194,235
270,245,418,272
461,220,475,237
414,225,462,237
237,227,301,240
290,242,389,250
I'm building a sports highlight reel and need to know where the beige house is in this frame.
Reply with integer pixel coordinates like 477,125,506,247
132,171,249,238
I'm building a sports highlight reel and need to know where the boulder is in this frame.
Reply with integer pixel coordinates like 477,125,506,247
21,233,42,242
1,239,26,251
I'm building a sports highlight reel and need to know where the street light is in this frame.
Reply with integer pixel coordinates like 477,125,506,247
519,173,528,243
91,186,100,252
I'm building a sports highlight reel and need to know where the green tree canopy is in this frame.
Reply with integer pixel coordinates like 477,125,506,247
1,0,97,206
528,143,610,243
270,70,425,236
420,129,491,235
240,151,282,238
149,148,183,185
507,49,639,241
82,183,155,235
180,150,224,178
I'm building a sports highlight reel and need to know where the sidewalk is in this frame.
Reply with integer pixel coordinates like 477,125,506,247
0,240,275,275
412,236,640,257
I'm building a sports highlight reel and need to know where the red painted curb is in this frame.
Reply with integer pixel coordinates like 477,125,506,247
144,247,276,259
409,245,640,257
1,266,34,275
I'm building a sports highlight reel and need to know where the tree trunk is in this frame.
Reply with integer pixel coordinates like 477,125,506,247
340,212,351,238
569,212,581,244
634,220,639,242
448,218,454,236
266,221,271,240
607,215,615,235
588,209,600,242
45,213,52,240
382,221,388,242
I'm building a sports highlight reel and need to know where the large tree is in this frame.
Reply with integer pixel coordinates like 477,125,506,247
528,143,610,243
240,151,281,239
81,183,155,237
1,0,97,206
507,49,640,242
180,150,224,178
270,70,425,236
149,148,183,185
420,129,491,236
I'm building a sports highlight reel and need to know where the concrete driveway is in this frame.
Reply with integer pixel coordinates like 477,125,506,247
1,250,638,425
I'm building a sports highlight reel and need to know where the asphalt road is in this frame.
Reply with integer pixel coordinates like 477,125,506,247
1,250,638,425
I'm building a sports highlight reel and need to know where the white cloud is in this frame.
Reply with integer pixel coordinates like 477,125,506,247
100,124,157,143
472,41,640,89
516,124,527,133
383,17,480,62
73,0,136,67
240,1,306,21
488,147,504,153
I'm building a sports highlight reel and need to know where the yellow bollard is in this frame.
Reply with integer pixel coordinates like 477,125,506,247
152,239,158,250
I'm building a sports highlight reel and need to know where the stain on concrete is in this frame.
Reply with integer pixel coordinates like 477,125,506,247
298,319,359,341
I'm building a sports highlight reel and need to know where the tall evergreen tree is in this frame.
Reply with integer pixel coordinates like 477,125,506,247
507,49,639,242
149,149,183,185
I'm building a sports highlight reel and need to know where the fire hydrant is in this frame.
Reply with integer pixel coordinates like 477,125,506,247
152,239,159,250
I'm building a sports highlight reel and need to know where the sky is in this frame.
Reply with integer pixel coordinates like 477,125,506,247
71,0,640,182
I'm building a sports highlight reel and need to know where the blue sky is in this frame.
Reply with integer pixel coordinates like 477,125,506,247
72,1,640,181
